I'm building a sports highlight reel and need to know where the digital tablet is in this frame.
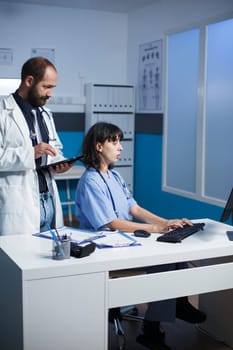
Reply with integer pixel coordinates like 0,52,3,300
38,155,83,170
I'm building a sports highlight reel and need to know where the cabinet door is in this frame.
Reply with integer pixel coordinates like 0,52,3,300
24,272,107,350
94,113,134,139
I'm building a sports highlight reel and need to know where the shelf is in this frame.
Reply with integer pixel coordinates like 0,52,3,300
54,165,85,224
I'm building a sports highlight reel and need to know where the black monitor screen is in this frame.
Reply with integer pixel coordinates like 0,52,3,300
220,188,233,224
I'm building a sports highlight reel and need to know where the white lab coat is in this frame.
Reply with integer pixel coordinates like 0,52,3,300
0,94,64,235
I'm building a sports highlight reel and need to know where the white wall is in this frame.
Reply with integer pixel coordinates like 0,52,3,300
127,0,233,110
0,2,128,110
2,0,233,111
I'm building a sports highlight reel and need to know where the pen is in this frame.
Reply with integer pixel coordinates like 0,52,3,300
47,225,65,257
55,228,61,241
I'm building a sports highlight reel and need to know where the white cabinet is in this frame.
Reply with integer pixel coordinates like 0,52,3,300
24,272,106,350
0,236,107,350
85,83,135,191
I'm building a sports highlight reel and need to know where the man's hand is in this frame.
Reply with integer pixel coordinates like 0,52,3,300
34,142,57,159
50,161,76,174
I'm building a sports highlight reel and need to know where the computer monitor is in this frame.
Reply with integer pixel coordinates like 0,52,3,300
220,188,233,224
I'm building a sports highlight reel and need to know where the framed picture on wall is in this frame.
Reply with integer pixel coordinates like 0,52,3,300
138,39,162,113
0,48,13,65
31,48,55,64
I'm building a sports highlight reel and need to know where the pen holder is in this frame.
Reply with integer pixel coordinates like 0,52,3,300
52,238,70,260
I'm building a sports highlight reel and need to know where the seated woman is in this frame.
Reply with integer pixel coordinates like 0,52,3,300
75,122,206,350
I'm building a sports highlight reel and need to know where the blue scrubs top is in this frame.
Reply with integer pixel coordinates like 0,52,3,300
75,167,137,230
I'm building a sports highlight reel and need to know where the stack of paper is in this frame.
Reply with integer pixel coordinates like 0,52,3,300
93,230,139,248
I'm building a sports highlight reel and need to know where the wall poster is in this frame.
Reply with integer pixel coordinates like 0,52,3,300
138,39,162,112
31,48,55,64
0,48,13,65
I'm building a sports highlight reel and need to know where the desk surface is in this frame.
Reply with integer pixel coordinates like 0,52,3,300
1,218,233,350
0,219,233,280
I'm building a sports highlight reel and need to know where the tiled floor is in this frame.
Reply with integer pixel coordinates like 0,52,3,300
109,304,232,350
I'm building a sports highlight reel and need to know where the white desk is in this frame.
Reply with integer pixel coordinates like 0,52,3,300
54,165,85,223
1,219,233,350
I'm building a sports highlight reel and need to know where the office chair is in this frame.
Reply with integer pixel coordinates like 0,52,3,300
109,269,145,350
110,306,143,350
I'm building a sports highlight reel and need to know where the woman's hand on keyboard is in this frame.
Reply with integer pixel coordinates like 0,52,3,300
151,219,192,234
166,218,193,231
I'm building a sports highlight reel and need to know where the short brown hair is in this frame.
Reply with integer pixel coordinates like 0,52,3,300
21,57,56,83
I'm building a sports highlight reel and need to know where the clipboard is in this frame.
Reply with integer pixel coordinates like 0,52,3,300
38,155,83,170
33,226,105,244
33,228,140,249
93,230,140,249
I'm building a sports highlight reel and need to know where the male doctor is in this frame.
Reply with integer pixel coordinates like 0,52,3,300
0,57,73,235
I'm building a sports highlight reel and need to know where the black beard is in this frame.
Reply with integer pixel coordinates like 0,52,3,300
27,86,48,107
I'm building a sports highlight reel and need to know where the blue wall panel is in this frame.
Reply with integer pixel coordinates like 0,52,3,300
58,131,84,158
134,133,227,224
56,131,84,217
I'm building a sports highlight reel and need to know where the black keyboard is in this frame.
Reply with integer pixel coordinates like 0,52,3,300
157,222,205,243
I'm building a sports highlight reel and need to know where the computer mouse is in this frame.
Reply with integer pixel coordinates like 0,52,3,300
134,230,151,238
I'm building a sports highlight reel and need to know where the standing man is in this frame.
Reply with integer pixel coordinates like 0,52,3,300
0,57,72,235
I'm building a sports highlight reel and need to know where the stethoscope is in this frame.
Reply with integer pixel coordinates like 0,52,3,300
29,107,60,150
97,170,132,218
39,107,58,143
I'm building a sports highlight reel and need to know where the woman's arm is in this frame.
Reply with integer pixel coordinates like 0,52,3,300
105,204,192,234
106,217,165,233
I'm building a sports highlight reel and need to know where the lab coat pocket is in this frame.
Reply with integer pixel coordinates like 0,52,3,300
0,185,24,214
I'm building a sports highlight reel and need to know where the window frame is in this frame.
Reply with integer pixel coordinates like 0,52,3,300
162,14,233,208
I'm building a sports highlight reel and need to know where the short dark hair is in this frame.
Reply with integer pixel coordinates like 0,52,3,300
21,57,56,83
82,122,123,169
